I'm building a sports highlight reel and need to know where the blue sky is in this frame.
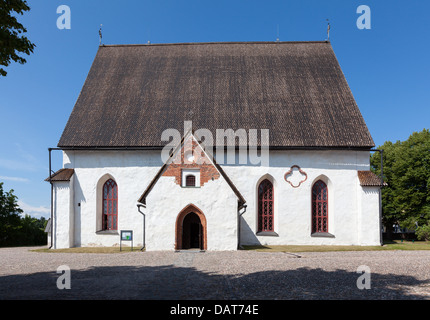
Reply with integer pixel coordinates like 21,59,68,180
1,0,429,218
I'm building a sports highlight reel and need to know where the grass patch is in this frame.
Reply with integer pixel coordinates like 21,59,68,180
31,241,430,254
242,240,430,253
31,246,142,254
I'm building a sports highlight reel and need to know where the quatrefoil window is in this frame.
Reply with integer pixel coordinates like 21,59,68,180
284,165,307,188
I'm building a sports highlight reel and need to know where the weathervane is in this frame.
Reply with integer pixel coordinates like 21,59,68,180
99,24,103,45
326,19,330,41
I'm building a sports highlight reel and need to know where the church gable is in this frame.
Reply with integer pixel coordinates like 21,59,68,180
138,132,245,206
161,135,220,187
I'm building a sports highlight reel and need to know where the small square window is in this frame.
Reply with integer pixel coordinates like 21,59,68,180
185,175,196,187
181,169,200,187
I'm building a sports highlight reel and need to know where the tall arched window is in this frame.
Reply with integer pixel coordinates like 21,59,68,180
312,180,328,233
103,179,118,230
258,179,274,232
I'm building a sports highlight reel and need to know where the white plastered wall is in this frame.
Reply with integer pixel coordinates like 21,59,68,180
52,176,74,249
358,185,382,246
54,149,381,249
62,150,164,248
220,150,381,246
145,176,238,251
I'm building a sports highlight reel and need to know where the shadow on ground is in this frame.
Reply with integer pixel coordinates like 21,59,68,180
0,263,428,300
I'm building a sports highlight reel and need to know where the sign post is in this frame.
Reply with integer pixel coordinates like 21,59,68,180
120,230,133,252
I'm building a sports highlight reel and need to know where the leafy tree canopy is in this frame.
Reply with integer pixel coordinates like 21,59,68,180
0,182,47,247
371,129,430,231
0,181,23,245
0,0,35,76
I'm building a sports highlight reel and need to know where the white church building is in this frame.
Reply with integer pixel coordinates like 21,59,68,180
47,41,384,250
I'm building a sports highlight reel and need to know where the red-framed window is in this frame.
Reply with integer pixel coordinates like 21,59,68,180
312,180,328,233
103,179,118,230
185,175,196,187
258,179,274,232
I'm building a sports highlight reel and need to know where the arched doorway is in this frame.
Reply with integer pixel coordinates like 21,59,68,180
182,212,202,249
175,204,207,250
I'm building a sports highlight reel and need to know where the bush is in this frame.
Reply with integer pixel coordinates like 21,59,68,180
416,223,430,241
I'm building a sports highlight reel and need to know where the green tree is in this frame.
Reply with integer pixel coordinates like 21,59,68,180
371,129,430,236
0,182,47,247
0,0,35,76
15,214,47,246
0,182,23,246
416,223,430,241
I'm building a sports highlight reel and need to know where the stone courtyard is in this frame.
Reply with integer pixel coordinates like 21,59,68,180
0,246,429,300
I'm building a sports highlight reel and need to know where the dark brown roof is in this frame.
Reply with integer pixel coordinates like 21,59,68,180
357,171,387,187
45,168,74,182
58,41,374,149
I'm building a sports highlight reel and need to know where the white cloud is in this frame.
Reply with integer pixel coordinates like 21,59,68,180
15,143,38,163
17,200,50,219
0,176,30,183
0,144,47,172
0,158,39,171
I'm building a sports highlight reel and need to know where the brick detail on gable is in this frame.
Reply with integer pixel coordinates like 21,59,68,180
162,137,220,186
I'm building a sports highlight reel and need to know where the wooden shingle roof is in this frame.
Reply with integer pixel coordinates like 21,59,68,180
45,168,74,182
357,171,387,187
58,41,374,149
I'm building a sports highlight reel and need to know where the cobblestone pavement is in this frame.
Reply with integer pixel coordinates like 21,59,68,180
0,246,429,300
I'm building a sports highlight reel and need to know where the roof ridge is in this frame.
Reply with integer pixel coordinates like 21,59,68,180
99,40,330,48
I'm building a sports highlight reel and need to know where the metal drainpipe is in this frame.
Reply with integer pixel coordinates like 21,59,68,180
49,185,53,249
48,148,53,249
371,149,384,246
378,149,384,246
370,149,384,186
48,147,62,249
237,204,247,250
137,204,146,251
